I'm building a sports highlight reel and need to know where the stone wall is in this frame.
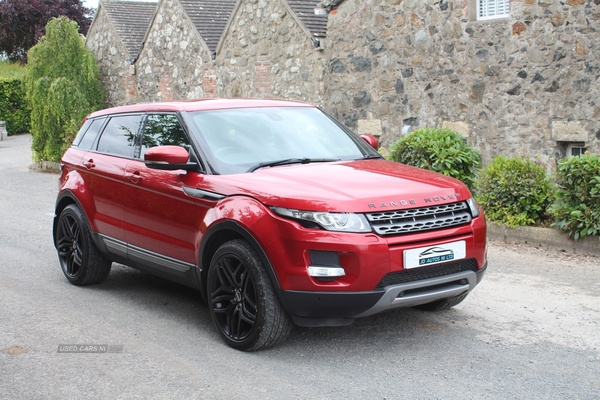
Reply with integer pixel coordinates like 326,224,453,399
136,0,211,102
86,7,135,106
216,0,327,103
320,0,600,168
86,0,600,169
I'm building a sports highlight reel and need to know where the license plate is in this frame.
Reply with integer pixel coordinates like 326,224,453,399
403,240,466,269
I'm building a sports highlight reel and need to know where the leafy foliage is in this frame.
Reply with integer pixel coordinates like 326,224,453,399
476,156,554,227
550,154,600,240
0,0,91,61
0,77,31,134
0,60,27,78
387,128,481,191
25,16,103,162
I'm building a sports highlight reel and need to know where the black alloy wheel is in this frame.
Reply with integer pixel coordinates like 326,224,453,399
56,204,111,286
210,251,258,342
57,211,84,278
207,240,292,351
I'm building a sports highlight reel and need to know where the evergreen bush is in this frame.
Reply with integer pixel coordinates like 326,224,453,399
387,128,481,191
25,16,103,162
0,78,30,134
550,154,600,240
476,156,554,227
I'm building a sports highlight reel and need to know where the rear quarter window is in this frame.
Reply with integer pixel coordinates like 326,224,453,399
75,117,106,150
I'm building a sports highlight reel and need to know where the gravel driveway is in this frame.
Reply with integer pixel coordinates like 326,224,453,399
1,134,598,399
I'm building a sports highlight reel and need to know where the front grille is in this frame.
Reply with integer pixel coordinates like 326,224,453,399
366,202,471,236
375,258,478,289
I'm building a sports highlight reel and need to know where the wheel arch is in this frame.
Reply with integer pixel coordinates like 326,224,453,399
198,220,281,302
53,191,87,248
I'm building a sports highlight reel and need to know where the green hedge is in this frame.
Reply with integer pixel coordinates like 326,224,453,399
387,128,481,191
476,156,554,227
550,154,600,240
0,78,30,134
385,126,598,239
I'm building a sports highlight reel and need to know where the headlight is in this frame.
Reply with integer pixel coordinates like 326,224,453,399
271,207,371,233
466,198,480,218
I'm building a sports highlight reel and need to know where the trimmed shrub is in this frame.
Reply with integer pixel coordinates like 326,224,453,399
550,154,600,240
0,78,30,134
25,16,103,162
476,156,554,227
387,128,481,191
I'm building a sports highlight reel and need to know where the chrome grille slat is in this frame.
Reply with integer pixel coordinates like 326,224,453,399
366,201,472,236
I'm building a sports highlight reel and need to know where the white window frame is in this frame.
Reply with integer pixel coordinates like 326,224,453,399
476,0,510,21
566,144,587,157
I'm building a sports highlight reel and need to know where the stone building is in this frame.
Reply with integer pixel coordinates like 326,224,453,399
86,1,158,106
86,0,600,170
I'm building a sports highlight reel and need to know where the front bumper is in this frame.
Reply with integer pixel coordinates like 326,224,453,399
278,261,487,327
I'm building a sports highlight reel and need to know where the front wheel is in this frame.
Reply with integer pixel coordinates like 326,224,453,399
55,204,111,286
207,239,293,351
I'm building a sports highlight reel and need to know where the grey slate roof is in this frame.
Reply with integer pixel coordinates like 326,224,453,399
100,0,329,60
103,1,158,61
287,0,328,38
179,0,237,53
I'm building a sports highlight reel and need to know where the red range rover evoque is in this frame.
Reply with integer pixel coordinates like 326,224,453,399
54,98,487,350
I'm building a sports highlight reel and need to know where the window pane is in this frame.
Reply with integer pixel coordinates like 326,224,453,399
72,119,92,147
141,114,191,159
477,0,509,19
189,107,377,175
77,118,106,150
97,115,141,158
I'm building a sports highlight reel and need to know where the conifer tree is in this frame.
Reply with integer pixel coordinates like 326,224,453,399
25,16,103,162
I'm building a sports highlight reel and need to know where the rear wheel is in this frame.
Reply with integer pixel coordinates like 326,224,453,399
414,293,469,311
207,239,292,351
55,204,111,286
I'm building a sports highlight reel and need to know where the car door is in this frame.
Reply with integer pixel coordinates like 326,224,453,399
123,113,200,267
79,114,142,248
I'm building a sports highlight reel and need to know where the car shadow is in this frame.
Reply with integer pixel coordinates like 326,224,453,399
80,262,473,353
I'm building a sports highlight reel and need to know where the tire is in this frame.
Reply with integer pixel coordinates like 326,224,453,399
414,293,469,311
55,204,111,286
207,239,293,351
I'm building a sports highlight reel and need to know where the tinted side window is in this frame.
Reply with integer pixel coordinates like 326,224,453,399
141,114,191,160
77,118,106,150
72,119,92,147
97,115,142,158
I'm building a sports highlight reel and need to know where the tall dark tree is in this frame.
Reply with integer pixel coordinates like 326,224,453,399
26,16,103,162
0,0,92,61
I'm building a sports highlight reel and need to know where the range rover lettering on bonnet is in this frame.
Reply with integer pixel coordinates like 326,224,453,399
368,193,461,209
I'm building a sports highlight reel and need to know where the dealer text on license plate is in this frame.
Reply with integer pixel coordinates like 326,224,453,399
403,240,466,269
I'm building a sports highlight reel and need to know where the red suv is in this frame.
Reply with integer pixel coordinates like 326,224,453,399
54,99,487,350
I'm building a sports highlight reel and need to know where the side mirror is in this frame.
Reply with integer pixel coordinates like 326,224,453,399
144,146,197,171
360,134,379,150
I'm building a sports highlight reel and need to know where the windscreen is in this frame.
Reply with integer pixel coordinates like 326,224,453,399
188,107,378,174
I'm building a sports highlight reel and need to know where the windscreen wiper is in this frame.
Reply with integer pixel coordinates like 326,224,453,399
247,158,340,173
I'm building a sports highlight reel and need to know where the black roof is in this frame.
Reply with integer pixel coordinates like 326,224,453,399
287,0,328,38
179,0,237,53
102,1,158,61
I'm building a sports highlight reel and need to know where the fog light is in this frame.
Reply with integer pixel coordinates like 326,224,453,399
308,266,346,278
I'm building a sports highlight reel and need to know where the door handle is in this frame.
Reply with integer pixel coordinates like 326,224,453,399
82,159,95,169
126,171,142,184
